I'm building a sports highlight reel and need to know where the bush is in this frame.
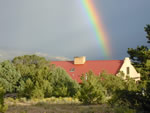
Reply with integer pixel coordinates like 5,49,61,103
0,60,21,93
114,106,136,113
78,71,106,104
109,89,140,108
49,67,80,97
0,85,8,113
99,72,125,97
19,98,27,103
109,81,150,112
31,88,44,99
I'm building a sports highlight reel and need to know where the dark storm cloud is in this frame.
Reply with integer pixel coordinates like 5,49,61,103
0,0,150,61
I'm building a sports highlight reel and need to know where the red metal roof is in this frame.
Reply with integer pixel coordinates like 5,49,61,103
51,60,124,83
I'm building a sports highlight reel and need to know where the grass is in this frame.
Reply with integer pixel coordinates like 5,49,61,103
5,97,113,113
5,97,81,105
4,97,138,113
6,104,113,113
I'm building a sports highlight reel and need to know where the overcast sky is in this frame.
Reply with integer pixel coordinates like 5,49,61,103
0,0,150,61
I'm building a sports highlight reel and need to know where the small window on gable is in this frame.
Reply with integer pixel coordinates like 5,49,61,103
70,68,75,72
127,67,130,74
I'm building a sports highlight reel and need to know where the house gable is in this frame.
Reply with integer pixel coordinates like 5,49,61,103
118,57,140,81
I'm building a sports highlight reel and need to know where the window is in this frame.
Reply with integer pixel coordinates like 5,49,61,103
70,68,75,72
127,67,130,74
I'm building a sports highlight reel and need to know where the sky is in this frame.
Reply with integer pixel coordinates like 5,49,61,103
0,0,150,61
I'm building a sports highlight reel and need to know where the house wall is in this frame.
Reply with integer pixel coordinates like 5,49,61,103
118,57,140,81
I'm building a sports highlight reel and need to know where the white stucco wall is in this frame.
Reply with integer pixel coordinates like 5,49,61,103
118,57,140,81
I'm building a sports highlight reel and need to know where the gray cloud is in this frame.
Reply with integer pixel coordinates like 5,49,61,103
35,52,71,61
0,49,71,62
0,0,149,60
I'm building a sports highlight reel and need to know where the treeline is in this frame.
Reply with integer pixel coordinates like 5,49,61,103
0,54,139,99
0,55,79,98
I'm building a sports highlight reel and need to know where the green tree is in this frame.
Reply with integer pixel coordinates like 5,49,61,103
14,55,78,98
12,55,50,81
0,84,8,113
111,25,150,112
78,71,106,104
49,67,79,97
18,78,34,98
13,55,53,98
31,82,44,99
139,81,150,111
0,60,21,93
99,72,125,97
124,76,138,91
145,24,150,43
12,54,49,68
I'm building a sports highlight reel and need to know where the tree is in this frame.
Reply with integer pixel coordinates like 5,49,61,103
49,67,79,97
0,84,8,113
0,60,21,93
14,55,78,98
17,78,34,98
128,25,150,80
99,72,125,97
109,82,150,112
12,55,50,80
31,82,44,99
12,54,49,68
13,55,53,98
111,25,150,112
145,24,150,43
78,71,106,104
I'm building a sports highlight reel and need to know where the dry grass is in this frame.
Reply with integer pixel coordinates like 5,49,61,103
5,97,113,113
6,104,113,113
5,97,81,106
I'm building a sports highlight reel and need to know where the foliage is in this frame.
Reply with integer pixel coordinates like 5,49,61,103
12,55,52,98
109,89,139,108
109,82,150,112
145,24,150,43
31,87,44,99
109,72,148,112
78,71,106,104
18,78,34,98
12,55,79,98
125,76,138,91
98,71,138,101
49,67,79,97
128,25,150,80
140,81,150,111
99,72,125,97
12,54,49,69
111,24,150,112
0,60,21,93
0,84,8,113
114,106,136,113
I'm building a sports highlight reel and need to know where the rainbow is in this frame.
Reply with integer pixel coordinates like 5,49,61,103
81,0,111,58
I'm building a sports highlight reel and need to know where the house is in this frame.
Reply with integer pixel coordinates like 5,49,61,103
51,56,140,83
